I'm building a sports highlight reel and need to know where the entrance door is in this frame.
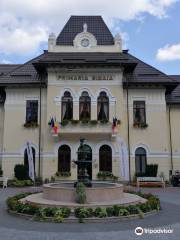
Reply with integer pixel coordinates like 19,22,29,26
78,144,92,180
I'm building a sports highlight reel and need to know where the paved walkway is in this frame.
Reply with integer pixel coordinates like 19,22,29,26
0,187,180,239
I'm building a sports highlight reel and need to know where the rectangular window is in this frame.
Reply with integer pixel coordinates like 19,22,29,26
26,100,38,123
133,101,146,124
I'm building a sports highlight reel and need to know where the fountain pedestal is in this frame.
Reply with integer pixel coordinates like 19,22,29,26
74,138,92,187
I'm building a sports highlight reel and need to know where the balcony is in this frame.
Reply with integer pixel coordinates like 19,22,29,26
50,120,117,138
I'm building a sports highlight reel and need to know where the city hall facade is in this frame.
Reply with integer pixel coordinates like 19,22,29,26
0,16,180,181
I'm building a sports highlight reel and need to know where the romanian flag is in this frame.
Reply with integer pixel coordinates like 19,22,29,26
50,117,54,128
112,117,118,133
53,121,59,134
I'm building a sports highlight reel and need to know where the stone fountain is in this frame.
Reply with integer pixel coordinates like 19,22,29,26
22,139,146,208
74,138,92,187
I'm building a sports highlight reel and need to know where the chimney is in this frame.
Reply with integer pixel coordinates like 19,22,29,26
48,33,56,51
114,33,122,52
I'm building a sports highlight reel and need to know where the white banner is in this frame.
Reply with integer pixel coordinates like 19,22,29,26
116,136,129,181
26,142,35,181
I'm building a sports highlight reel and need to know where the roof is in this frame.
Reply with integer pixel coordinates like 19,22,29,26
125,53,177,85
0,51,178,90
56,16,114,46
0,54,46,86
0,64,21,75
166,75,180,104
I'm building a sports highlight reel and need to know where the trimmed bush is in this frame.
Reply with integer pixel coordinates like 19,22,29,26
97,171,118,181
6,191,160,222
14,164,29,180
0,167,3,177
11,179,33,187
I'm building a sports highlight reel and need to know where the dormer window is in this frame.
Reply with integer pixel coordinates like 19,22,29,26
73,23,97,48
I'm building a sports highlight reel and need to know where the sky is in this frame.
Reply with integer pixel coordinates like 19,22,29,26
0,0,180,75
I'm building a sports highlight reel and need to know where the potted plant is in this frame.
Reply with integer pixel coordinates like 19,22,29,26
24,122,38,128
71,120,79,124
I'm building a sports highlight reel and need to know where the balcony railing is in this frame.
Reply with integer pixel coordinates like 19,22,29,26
50,120,117,137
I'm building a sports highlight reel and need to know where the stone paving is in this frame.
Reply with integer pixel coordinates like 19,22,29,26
0,186,180,240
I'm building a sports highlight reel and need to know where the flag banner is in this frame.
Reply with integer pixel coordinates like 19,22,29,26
26,142,35,181
116,136,129,181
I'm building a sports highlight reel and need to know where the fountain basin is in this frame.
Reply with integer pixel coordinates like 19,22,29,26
43,182,123,203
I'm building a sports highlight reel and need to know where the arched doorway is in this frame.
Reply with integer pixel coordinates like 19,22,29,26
135,147,147,175
58,145,71,173
24,147,36,177
99,145,112,172
78,144,92,179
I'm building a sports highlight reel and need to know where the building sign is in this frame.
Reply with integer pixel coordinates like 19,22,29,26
57,74,113,81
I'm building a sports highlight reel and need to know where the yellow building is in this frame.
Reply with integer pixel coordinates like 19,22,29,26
0,16,180,181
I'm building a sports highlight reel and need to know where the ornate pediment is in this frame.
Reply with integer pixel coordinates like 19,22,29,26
73,23,97,48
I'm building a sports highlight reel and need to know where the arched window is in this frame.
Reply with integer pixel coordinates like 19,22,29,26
58,145,71,172
79,91,91,120
97,91,109,121
135,147,147,174
24,147,36,176
61,91,73,121
99,145,112,172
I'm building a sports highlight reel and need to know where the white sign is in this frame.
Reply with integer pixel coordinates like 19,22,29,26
57,74,113,81
116,136,129,181
26,142,35,181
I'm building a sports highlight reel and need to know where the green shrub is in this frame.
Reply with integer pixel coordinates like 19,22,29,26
53,215,64,223
61,120,69,126
35,207,47,220
43,207,57,217
113,205,120,216
97,171,114,180
71,120,79,124
74,207,92,219
76,182,86,204
81,119,89,124
6,193,31,211
99,119,108,124
126,205,139,215
106,207,114,217
96,208,107,218
90,120,98,125
137,207,144,219
6,191,160,221
11,179,33,187
61,207,71,218
0,167,3,177
56,171,71,177
93,207,101,217
14,164,29,180
118,208,130,216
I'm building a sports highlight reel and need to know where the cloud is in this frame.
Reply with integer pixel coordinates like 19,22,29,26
0,59,13,64
156,43,180,61
0,0,178,56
